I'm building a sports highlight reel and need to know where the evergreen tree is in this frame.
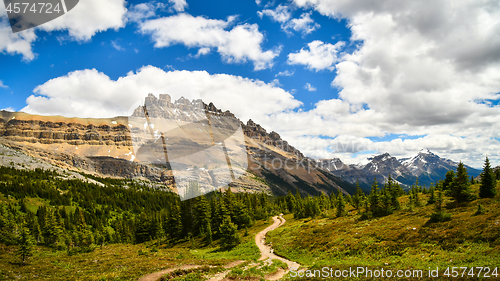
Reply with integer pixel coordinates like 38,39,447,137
233,201,251,229
351,182,364,209
213,200,230,232
223,188,235,219
479,157,497,198
413,187,422,207
26,211,43,244
205,223,213,244
427,185,436,205
293,190,304,219
218,216,241,249
43,208,63,247
166,202,183,240
0,205,18,245
429,189,452,223
389,176,401,211
17,226,35,265
442,170,455,190
451,162,474,203
194,195,212,235
336,193,346,217
369,179,382,216
285,190,296,213
135,213,152,243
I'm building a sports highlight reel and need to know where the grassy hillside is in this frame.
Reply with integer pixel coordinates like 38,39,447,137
268,183,500,280
0,218,271,280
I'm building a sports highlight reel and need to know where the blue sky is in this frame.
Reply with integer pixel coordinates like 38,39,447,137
1,0,500,168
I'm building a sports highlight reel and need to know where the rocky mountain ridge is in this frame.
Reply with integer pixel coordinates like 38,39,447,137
317,149,481,191
0,94,354,197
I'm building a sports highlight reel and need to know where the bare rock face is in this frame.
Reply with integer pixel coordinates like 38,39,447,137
0,117,131,146
242,119,304,159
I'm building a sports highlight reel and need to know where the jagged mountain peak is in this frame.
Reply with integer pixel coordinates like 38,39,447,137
418,148,434,155
368,152,394,162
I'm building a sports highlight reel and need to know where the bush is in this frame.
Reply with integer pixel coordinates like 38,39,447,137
474,203,485,215
359,211,373,220
429,211,452,223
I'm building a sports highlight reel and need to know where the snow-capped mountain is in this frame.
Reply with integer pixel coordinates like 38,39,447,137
323,149,481,192
399,149,464,179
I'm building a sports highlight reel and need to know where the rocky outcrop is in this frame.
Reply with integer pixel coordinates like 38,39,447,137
242,119,304,159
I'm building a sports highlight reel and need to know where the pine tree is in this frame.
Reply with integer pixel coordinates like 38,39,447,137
479,157,496,198
0,205,18,245
26,211,43,244
166,202,183,240
336,193,346,217
218,216,241,249
17,226,35,265
451,162,474,203
352,182,364,210
427,185,436,205
135,213,152,243
429,189,452,223
213,200,230,232
369,179,382,216
233,201,251,229
194,195,212,235
205,223,213,244
442,170,455,190
293,190,304,219
44,208,63,247
285,190,296,213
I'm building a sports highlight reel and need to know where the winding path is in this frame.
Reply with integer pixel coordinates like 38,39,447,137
138,214,299,281
255,215,301,280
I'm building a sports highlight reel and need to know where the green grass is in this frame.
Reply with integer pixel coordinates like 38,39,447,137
190,218,270,261
226,259,287,279
269,184,500,280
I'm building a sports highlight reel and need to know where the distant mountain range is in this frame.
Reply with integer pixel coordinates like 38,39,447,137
316,149,482,192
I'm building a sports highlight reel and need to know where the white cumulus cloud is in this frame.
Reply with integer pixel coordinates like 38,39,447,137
38,0,128,41
139,13,280,70
22,66,302,124
283,12,319,35
168,0,188,12
288,40,344,71
304,83,316,91
258,4,291,23
258,5,319,35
